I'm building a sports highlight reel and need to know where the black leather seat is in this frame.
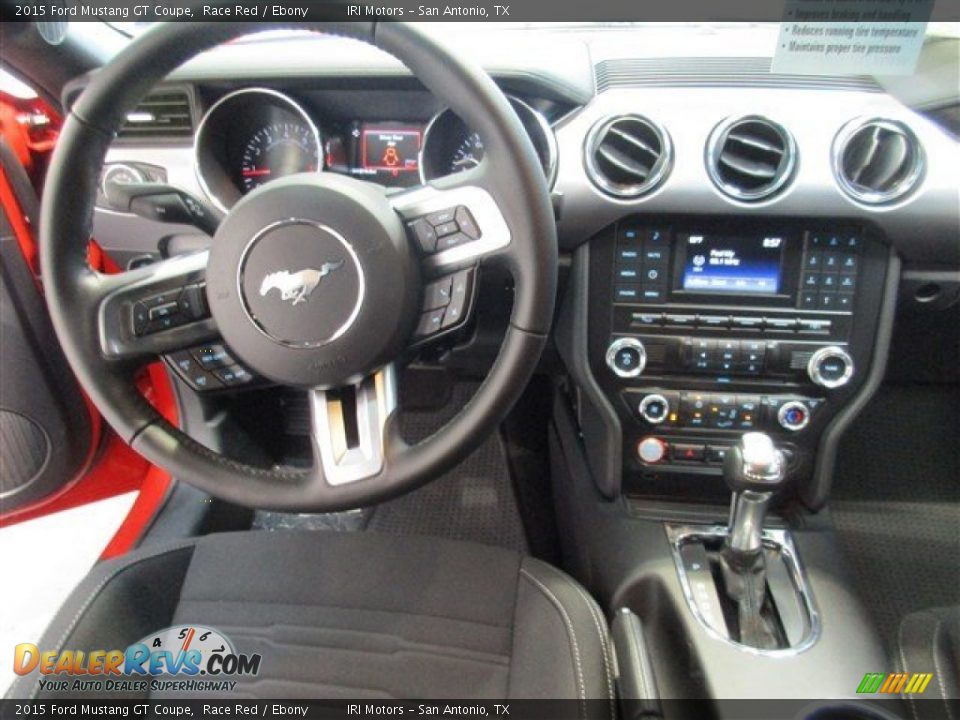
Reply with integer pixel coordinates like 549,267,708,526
898,607,959,720
9,532,614,712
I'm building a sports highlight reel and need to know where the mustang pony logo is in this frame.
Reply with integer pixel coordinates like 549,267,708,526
259,261,344,306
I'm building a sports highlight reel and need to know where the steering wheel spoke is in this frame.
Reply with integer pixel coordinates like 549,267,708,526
308,365,399,487
96,250,218,362
390,168,512,271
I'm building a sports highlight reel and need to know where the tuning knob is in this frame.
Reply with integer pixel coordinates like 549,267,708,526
777,401,811,432
808,346,854,389
606,338,647,378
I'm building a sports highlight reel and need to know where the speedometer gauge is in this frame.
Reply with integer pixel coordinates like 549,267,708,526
240,122,320,191
450,132,484,173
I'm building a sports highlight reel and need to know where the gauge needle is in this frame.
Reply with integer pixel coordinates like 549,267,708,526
242,168,272,177
452,157,480,169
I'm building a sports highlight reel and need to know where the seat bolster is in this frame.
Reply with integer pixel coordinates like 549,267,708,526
5,539,197,701
899,607,960,720
509,558,615,719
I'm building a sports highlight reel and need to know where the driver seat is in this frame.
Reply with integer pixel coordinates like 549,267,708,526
8,531,614,710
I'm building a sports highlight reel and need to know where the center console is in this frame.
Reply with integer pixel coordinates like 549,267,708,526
587,216,891,501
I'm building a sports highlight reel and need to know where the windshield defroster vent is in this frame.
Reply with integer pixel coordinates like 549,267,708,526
706,116,796,202
584,115,672,198
833,118,924,205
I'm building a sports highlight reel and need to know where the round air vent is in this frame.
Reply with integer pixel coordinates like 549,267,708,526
584,115,672,198
833,118,924,205
706,115,797,201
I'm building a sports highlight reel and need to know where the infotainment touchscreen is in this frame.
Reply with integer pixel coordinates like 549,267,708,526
679,233,785,295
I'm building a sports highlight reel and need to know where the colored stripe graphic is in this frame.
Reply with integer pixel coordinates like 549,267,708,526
857,672,933,694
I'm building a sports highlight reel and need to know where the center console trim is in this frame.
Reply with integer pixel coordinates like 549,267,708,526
665,523,822,657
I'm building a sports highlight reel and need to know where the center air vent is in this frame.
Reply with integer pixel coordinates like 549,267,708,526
585,115,672,198
833,118,924,205
706,115,796,201
117,88,194,140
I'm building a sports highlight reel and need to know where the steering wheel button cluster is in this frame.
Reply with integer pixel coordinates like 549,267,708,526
192,343,232,368
409,205,482,256
212,365,253,386
131,284,211,337
415,268,475,339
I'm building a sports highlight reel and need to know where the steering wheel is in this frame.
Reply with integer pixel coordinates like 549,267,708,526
41,22,557,512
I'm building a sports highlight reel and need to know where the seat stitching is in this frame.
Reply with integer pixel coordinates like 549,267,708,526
533,562,615,719
898,616,921,720
179,597,510,630
519,568,586,720
627,612,651,701
23,540,197,701
931,617,955,720
505,556,523,699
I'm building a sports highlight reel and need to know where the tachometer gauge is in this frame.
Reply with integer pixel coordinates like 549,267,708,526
420,96,557,187
240,122,320,191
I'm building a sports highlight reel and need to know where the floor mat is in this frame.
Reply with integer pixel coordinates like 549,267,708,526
366,381,529,553
831,384,960,661
253,379,529,553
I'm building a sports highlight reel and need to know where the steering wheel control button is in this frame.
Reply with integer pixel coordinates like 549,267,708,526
167,351,222,391
606,337,647,378
778,401,811,432
192,344,232,369
639,394,670,425
454,206,481,240
423,277,454,311
212,365,253,386
177,283,209,321
808,346,855,388
638,437,668,464
408,218,438,253
416,308,446,337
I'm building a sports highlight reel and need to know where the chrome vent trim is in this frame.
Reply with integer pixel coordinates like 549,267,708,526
584,115,672,199
595,58,883,93
118,88,194,140
706,115,797,202
832,118,925,205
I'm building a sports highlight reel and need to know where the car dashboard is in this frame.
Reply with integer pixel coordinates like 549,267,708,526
74,25,960,509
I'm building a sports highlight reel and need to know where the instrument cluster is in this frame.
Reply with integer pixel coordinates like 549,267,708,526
194,87,558,212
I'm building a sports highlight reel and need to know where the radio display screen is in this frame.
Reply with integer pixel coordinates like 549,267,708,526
679,233,786,295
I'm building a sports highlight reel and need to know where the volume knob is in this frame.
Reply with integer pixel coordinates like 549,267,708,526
808,346,854,389
606,338,647,378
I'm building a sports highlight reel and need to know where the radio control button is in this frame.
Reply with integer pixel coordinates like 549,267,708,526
606,338,647,378
618,225,642,244
686,339,716,370
804,251,822,270
616,246,641,262
638,437,668,464
819,293,838,309
808,346,854,389
838,274,857,290
633,312,663,327
639,286,666,302
764,317,797,332
731,316,764,331
822,252,841,271
840,254,858,273
643,266,666,284
665,313,696,327
646,228,669,245
802,272,821,289
837,293,855,310
616,265,642,281
698,314,730,329
800,292,819,308
798,318,832,334
614,284,641,302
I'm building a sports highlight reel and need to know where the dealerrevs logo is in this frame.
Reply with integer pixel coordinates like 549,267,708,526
13,626,261,694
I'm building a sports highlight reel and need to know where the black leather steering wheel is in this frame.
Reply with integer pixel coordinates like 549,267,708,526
41,22,557,512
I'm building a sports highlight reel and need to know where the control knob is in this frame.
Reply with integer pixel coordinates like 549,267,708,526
606,338,647,378
638,394,670,425
777,401,811,432
808,346,854,389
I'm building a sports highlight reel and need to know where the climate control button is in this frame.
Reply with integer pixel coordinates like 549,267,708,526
638,394,670,424
778,401,811,432
606,338,647,378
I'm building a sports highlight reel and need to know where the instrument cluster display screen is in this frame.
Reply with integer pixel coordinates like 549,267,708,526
679,233,785,295
358,123,421,185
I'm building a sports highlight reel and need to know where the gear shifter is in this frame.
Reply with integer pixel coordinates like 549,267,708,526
720,432,787,649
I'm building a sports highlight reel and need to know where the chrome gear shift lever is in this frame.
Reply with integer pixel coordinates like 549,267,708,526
723,432,786,560
719,432,787,649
